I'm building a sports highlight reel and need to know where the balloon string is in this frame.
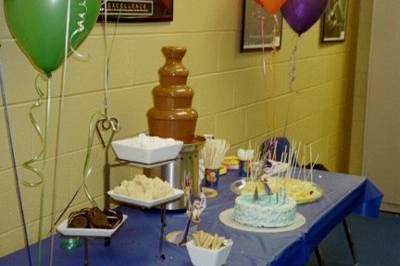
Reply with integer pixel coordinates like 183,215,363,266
53,2,121,228
0,65,33,266
69,0,89,60
283,100,290,137
289,36,299,93
49,0,72,265
102,1,120,119
22,74,50,188
103,0,110,119
36,77,52,266
268,14,280,72
52,113,104,228
272,14,279,56
260,16,267,75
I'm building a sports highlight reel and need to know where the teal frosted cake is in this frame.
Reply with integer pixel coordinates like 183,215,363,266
233,194,297,228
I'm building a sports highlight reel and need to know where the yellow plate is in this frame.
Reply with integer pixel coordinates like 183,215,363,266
267,177,324,205
230,178,324,205
202,187,219,198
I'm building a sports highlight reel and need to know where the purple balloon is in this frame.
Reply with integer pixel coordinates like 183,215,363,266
281,0,329,35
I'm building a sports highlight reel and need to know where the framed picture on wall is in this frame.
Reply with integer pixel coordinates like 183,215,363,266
321,0,348,42
99,0,173,22
241,0,283,52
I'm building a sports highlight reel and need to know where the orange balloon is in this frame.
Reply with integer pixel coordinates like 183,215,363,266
257,0,287,15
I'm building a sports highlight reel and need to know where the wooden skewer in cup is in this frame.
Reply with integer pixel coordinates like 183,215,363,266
201,139,230,187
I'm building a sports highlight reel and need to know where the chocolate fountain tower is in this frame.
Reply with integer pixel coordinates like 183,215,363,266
147,46,203,210
147,46,198,143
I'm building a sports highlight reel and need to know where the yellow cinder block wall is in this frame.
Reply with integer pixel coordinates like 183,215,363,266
0,0,360,256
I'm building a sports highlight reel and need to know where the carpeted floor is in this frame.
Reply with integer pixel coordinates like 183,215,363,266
306,212,400,266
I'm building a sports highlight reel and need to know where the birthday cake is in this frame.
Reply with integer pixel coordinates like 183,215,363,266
233,193,297,228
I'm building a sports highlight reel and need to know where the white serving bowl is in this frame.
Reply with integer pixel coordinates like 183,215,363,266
186,240,233,266
112,135,183,164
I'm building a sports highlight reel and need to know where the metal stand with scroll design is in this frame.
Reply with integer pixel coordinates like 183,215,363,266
96,117,177,260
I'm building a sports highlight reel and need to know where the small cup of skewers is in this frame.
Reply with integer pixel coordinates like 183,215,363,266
201,139,230,190
237,149,254,177
186,231,233,266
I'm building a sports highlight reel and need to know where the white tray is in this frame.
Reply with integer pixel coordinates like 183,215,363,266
57,214,128,238
108,189,184,208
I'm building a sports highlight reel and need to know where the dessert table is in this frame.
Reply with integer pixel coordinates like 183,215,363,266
0,170,382,266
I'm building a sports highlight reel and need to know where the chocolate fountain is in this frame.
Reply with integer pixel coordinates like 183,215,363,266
147,46,204,210
147,46,198,143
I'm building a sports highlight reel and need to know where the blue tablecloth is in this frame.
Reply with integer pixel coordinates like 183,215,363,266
0,170,382,266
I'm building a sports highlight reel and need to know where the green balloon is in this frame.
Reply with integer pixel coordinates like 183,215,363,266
4,0,101,74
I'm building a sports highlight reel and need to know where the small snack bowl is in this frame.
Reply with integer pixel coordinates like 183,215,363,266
186,239,233,266
111,134,183,164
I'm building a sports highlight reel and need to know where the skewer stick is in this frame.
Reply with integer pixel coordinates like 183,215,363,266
305,154,319,183
302,144,306,181
295,142,301,179
308,144,313,182
288,141,296,178
297,144,305,180
280,149,285,163
273,138,278,161
282,145,288,178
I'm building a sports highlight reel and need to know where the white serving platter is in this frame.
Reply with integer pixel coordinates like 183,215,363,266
108,188,184,208
57,214,128,238
111,136,183,164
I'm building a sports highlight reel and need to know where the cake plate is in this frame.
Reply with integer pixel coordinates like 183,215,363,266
219,208,306,233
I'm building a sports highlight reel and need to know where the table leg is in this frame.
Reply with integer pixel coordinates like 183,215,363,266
84,237,89,266
104,164,111,209
104,164,111,247
315,246,324,266
159,204,166,260
343,218,358,265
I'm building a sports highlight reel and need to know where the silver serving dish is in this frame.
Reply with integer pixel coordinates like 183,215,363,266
230,179,247,195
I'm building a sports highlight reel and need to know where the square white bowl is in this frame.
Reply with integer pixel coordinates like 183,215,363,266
111,136,183,164
186,240,233,266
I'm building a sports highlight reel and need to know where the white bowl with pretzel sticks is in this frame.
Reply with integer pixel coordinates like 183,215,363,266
186,231,233,266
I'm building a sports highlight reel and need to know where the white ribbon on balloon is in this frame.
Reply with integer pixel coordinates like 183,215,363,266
289,35,299,93
70,0,90,60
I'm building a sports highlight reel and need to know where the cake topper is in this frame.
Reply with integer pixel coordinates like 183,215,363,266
173,172,207,245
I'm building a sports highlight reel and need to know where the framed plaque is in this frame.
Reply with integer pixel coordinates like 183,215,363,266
321,0,348,42
241,0,283,52
99,0,173,22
